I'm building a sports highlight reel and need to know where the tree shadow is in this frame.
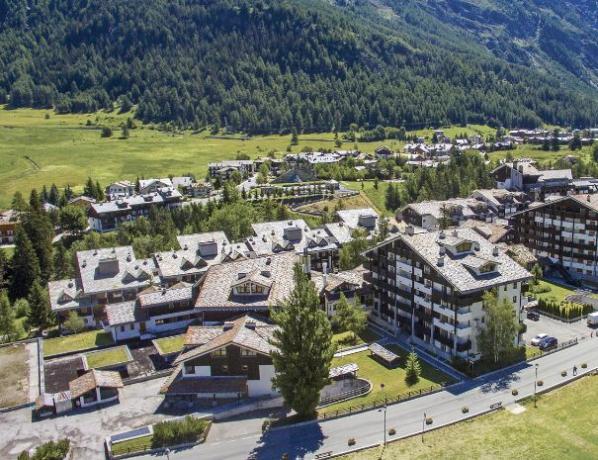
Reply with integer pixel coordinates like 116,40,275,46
248,421,326,459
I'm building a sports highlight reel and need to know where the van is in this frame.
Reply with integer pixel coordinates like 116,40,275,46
587,312,598,327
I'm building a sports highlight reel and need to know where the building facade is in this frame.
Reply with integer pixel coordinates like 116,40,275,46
365,227,531,361
511,194,598,285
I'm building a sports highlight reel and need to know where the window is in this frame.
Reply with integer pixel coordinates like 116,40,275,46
221,365,229,373
512,282,518,289
241,365,249,373
184,365,195,375
120,326,125,332
211,348,227,357
241,348,257,357
513,296,517,304
503,285,507,292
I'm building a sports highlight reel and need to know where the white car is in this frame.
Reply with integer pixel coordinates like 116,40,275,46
530,333,548,346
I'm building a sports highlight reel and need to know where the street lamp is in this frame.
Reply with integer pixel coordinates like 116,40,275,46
422,412,426,443
381,383,387,446
534,363,539,408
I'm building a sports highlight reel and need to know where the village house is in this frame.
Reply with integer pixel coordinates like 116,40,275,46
470,189,530,218
138,178,174,194
68,196,96,210
208,160,255,179
105,180,136,199
311,265,370,317
491,159,573,196
365,227,531,361
160,315,278,402
88,188,183,232
399,198,494,231
0,209,19,245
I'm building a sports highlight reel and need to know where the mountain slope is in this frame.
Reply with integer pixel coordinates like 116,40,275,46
0,0,596,133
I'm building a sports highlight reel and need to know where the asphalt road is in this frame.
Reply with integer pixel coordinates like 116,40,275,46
141,337,598,460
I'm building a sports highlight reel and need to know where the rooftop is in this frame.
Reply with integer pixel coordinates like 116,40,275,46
194,252,298,310
336,208,379,230
69,369,123,399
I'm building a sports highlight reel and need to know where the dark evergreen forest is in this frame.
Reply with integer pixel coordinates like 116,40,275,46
1,0,597,133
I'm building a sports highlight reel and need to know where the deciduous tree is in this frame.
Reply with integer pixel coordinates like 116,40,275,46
477,291,518,364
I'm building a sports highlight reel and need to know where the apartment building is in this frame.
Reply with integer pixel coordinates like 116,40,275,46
511,194,598,284
399,198,494,231
365,227,531,361
491,159,572,195
0,210,19,245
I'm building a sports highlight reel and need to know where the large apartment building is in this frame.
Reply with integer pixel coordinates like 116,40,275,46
365,227,531,361
511,194,598,285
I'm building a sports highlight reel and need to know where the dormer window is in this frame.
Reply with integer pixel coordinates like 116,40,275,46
455,241,472,253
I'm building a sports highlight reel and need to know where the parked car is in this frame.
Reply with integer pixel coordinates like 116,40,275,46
539,336,558,351
527,310,540,321
530,333,548,346
587,312,598,328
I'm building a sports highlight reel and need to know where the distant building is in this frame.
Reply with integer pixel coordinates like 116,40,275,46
0,209,19,245
491,160,572,195
399,198,493,231
208,160,255,179
138,178,173,194
105,181,136,199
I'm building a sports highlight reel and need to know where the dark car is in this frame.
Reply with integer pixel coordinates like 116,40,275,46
539,336,558,351
526,310,540,321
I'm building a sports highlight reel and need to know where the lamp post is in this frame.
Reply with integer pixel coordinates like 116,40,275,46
422,412,426,443
381,383,387,446
534,363,539,408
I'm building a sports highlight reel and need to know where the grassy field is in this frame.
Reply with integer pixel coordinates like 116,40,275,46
342,375,598,460
341,181,396,216
44,329,114,357
85,345,131,369
296,194,374,215
153,334,186,355
0,343,30,408
44,330,114,356
319,345,453,416
486,144,593,164
0,107,385,208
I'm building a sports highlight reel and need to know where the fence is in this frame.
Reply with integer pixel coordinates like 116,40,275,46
317,382,449,421
318,379,371,407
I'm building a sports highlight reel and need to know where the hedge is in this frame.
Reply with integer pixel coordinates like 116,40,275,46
536,298,593,319
152,416,209,448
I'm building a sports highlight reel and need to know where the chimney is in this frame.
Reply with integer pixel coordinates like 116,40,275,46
303,248,311,274
587,195,592,203
492,246,499,257
439,230,446,239
439,246,446,256
452,229,458,237
322,261,328,288
405,225,414,236
437,256,445,267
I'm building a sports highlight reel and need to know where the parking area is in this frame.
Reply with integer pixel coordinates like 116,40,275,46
523,313,593,347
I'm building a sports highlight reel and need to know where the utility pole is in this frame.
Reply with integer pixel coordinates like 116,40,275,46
422,412,426,443
534,363,539,408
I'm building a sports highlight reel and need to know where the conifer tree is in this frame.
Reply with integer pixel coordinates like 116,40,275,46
10,227,41,300
405,348,422,385
334,293,368,344
270,264,335,418
27,280,52,330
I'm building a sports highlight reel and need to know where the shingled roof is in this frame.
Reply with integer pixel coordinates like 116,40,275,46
173,315,278,366
68,370,123,399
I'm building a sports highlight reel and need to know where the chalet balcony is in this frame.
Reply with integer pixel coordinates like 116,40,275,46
397,260,412,273
397,273,412,287
456,323,472,337
413,281,432,296
414,294,431,309
434,303,455,318
457,307,473,321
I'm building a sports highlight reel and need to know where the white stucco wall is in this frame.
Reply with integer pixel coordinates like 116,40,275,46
247,365,277,397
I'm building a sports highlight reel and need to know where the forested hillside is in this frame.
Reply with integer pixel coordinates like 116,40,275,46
1,0,597,133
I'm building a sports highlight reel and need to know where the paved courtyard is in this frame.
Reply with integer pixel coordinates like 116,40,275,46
523,313,592,346
0,377,169,459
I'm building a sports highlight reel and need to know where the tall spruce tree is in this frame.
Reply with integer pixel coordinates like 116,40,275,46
405,348,422,385
27,280,52,330
270,264,335,418
22,207,54,282
334,293,367,345
10,227,41,300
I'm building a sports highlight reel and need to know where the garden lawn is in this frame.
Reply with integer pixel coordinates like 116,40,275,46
154,334,185,355
341,181,397,216
532,280,575,303
85,345,130,369
295,194,373,215
0,344,30,408
341,375,598,460
44,330,114,357
319,345,453,416
486,144,592,165
111,435,153,456
332,328,380,349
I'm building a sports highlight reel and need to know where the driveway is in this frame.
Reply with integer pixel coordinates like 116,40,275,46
0,377,169,459
523,314,591,346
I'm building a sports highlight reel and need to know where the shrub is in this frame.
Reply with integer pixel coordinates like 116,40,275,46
262,420,271,433
22,439,70,460
152,417,209,448
348,438,356,446
561,370,567,377
461,406,469,414
512,389,519,396
581,363,587,369
537,380,543,387
101,126,113,138
388,428,396,436
425,417,433,425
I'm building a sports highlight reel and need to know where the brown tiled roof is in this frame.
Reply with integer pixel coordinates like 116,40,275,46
174,315,277,365
184,326,224,347
311,266,367,294
194,252,298,310
68,370,123,399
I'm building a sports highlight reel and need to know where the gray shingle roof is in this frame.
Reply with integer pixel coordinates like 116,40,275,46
76,247,157,295
194,252,298,310
399,228,532,293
